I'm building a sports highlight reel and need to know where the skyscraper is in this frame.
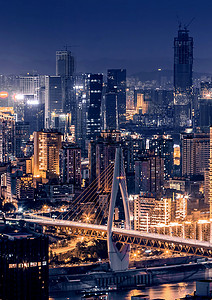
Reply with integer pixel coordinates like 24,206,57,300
56,50,75,77
87,74,103,141
174,26,193,92
45,76,62,129
56,50,76,131
174,26,193,127
106,69,126,127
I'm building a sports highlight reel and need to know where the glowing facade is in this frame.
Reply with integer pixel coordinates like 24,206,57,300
33,130,62,180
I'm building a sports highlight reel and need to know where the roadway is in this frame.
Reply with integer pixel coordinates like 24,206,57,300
6,215,212,257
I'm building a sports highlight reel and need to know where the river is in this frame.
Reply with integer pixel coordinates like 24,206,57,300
49,281,196,300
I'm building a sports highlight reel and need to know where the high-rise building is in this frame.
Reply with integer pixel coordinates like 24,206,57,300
0,110,15,163
87,74,103,141
181,131,209,177
199,82,212,131
106,69,126,126
174,26,193,92
56,50,75,77
33,130,62,181
61,143,81,187
209,127,212,219
174,26,193,127
45,76,62,129
0,231,48,300
135,153,164,198
135,91,149,114
75,74,90,156
105,93,118,130
15,122,30,158
133,194,171,231
149,135,174,179
19,74,40,99
24,102,45,134
56,50,76,126
16,174,34,203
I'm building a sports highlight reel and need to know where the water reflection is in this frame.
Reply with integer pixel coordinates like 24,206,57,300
50,281,196,300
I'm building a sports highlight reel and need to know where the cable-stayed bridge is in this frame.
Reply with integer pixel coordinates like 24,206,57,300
6,147,212,271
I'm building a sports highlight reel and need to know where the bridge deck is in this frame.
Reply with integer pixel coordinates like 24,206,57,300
6,216,212,256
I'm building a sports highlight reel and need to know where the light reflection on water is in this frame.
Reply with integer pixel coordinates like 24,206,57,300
49,281,195,300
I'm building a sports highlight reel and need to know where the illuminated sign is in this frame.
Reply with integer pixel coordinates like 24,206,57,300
0,91,8,98
14,94,24,101
26,100,39,105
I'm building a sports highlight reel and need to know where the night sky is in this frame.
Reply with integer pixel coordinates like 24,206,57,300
1,0,212,75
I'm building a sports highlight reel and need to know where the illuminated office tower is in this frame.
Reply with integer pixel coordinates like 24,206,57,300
56,50,75,77
174,26,193,127
87,74,103,141
33,130,62,180
45,76,62,129
75,74,90,156
56,50,76,117
0,111,15,163
106,69,126,127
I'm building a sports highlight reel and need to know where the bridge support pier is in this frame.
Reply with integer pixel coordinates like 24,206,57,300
107,147,130,271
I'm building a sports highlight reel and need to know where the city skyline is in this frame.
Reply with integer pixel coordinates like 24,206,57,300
1,0,212,74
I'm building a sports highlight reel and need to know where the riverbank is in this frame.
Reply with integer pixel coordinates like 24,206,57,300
49,257,212,296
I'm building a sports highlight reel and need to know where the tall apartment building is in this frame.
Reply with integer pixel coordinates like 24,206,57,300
135,153,164,198
181,132,210,177
33,130,62,181
0,111,15,163
61,142,81,187
133,195,171,231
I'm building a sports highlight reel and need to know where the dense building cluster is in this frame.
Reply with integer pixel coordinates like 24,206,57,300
1,26,212,250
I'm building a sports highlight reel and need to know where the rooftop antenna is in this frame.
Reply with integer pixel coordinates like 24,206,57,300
63,44,80,51
184,17,195,30
177,15,182,30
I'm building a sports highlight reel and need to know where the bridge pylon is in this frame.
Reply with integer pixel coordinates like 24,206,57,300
107,147,130,271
